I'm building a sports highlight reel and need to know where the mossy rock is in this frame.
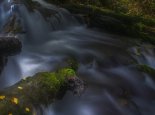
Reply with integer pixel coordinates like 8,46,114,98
137,64,155,76
62,4,155,44
0,68,84,115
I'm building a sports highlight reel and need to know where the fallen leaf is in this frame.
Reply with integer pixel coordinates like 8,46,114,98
11,97,18,104
25,107,30,112
0,95,5,100
18,86,23,90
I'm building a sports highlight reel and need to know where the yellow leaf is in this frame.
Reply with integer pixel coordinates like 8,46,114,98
11,97,18,104
18,86,23,90
0,95,5,100
25,107,30,112
8,113,13,115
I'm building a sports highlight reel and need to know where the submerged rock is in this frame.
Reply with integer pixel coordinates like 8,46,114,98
0,68,84,115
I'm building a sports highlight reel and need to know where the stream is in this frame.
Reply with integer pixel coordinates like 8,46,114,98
1,0,155,115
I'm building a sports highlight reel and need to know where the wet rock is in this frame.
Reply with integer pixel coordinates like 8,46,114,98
68,77,85,96
0,36,22,75
89,15,126,33
0,36,22,56
0,56,7,73
2,15,24,34
37,6,58,19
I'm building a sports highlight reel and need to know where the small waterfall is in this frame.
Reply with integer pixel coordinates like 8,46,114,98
0,2,111,87
16,3,80,44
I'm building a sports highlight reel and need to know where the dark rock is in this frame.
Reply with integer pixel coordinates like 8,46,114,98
68,77,85,96
0,36,22,75
0,36,22,56
89,15,126,34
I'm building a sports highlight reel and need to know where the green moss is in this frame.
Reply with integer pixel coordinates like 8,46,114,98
61,4,155,44
137,64,155,76
0,68,77,115
58,68,76,82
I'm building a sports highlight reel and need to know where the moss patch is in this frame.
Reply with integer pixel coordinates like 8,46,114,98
137,64,155,76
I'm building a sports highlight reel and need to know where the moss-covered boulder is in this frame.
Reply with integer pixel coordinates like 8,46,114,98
0,68,84,115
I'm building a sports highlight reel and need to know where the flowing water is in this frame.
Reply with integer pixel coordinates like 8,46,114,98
0,0,12,30
1,0,155,115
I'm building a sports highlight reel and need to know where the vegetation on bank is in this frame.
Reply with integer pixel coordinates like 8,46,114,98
43,0,155,44
45,0,155,18
0,68,84,115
